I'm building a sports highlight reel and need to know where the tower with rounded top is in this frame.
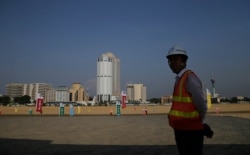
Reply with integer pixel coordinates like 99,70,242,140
97,52,120,103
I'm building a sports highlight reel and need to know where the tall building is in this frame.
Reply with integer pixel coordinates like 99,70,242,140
46,88,56,103
6,83,24,98
126,84,147,103
97,52,120,102
6,82,89,103
6,83,52,102
32,83,52,102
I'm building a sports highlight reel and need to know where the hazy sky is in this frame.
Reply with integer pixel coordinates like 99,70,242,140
1,0,250,98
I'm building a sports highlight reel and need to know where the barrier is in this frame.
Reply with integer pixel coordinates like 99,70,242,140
69,104,74,116
59,103,64,116
28,108,33,115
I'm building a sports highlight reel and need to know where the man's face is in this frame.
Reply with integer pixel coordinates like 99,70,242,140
167,55,185,74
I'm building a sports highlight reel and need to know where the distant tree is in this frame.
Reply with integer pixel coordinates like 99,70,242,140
23,95,31,103
244,97,250,102
0,95,11,105
231,97,238,103
148,98,161,104
220,98,232,103
14,96,21,104
14,95,31,104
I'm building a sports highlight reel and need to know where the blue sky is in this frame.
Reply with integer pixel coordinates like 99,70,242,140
0,0,250,98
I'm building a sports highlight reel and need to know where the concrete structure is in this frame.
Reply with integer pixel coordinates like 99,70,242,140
126,84,147,103
46,84,88,103
6,83,24,98
45,88,56,103
6,83,52,102
32,83,52,102
161,95,173,104
69,83,88,102
5,83,89,103
55,86,70,102
97,52,120,102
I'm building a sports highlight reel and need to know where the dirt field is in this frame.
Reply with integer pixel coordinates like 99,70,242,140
0,103,250,155
1,115,250,155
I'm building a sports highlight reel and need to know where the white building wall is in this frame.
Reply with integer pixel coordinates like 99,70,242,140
126,83,147,103
126,84,134,101
5,83,24,98
6,83,52,102
113,58,120,96
28,84,34,100
46,89,56,102
32,83,52,100
97,52,120,102
56,90,69,102
97,55,113,102
134,84,142,101
23,84,27,96
141,85,147,102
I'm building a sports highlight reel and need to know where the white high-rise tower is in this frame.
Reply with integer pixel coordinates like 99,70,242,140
97,52,120,102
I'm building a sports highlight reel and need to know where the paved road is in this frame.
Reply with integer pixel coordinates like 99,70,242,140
0,115,250,155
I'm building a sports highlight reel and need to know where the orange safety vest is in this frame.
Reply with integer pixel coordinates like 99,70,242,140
168,70,203,130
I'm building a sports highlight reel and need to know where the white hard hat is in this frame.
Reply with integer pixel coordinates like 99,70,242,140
166,45,188,59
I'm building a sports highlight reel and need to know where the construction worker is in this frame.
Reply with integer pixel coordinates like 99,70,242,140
166,45,208,155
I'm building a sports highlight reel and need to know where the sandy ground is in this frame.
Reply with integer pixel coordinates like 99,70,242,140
0,115,250,155
0,103,250,155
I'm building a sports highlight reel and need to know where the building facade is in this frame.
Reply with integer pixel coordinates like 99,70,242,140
161,95,173,104
55,86,70,102
69,83,88,102
6,83,52,102
32,83,52,102
46,88,56,103
126,84,147,103
6,83,24,98
6,82,89,103
97,52,120,102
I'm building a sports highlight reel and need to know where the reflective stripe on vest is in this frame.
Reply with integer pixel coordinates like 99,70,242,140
169,110,199,118
172,96,192,103
172,71,192,103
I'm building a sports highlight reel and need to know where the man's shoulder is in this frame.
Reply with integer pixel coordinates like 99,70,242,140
183,69,196,77
186,70,202,83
